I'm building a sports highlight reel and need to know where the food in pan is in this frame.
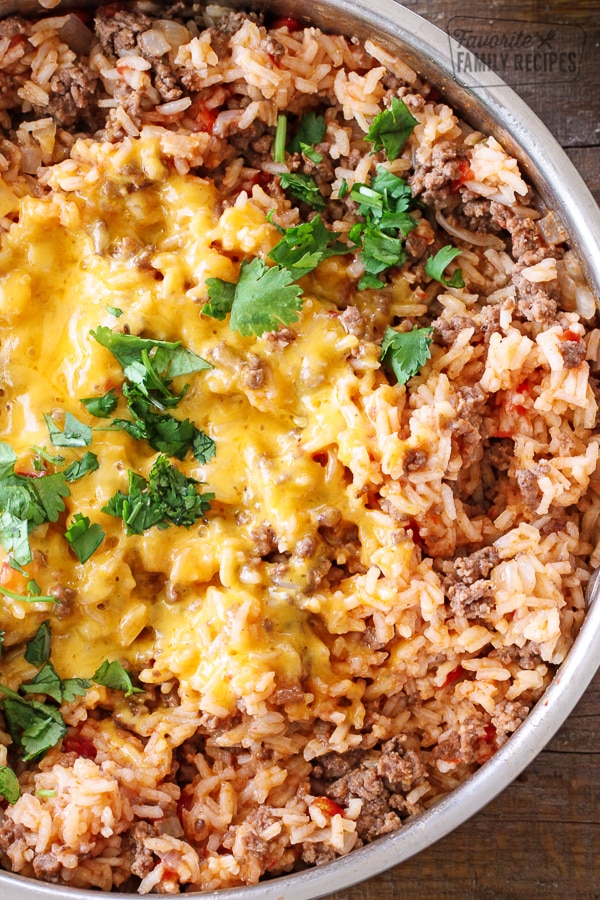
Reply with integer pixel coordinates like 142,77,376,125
0,3,597,893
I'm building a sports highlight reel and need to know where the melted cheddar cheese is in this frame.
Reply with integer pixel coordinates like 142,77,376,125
0,137,417,722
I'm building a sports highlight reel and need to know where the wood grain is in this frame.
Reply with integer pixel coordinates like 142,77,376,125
324,2,600,897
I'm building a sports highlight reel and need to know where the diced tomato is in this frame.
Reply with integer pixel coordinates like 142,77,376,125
63,734,97,760
8,34,27,50
313,796,345,818
561,329,581,343
1,561,27,590
251,171,272,189
188,98,218,135
441,664,465,689
271,16,301,30
15,469,45,478
490,431,513,439
451,159,474,191
484,723,497,744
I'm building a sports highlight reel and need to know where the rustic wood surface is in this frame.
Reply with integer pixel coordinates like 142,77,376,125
325,2,600,898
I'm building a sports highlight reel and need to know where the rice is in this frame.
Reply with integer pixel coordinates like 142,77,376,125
0,1,598,895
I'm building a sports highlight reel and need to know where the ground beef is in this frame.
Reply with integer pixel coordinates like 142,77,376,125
264,327,296,348
404,448,427,471
311,750,364,781
149,58,183,103
43,62,98,128
295,535,317,558
560,338,586,369
251,523,278,556
431,716,482,767
448,416,481,466
131,822,158,879
326,766,401,841
32,853,61,880
452,545,499,584
0,818,26,859
459,194,496,232
516,461,550,512
490,201,544,259
455,384,487,419
300,842,337,866
339,306,366,337
478,302,506,342
447,578,494,619
404,220,435,259
409,140,467,209
487,437,513,471
303,148,335,186
241,354,267,389
490,642,543,670
94,9,153,58
376,736,426,792
433,314,474,346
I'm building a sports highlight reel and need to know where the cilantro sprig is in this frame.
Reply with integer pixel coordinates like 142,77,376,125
381,325,433,385
349,167,419,290
64,513,105,563
268,214,351,279
425,245,465,288
0,766,20,803
205,257,303,337
103,454,214,536
366,97,418,160
0,623,144,764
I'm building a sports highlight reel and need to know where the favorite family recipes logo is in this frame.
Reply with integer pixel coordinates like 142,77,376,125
448,16,585,88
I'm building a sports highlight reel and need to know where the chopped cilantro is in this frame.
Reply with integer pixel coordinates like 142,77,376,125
106,305,123,317
338,178,349,199
0,453,70,565
25,621,51,666
92,659,143,698
61,678,92,702
64,513,105,563
63,451,99,483
103,454,214,536
268,214,350,279
381,326,433,385
348,166,418,290
0,583,55,603
287,111,326,154
366,97,418,160
203,278,236,320
81,389,118,418
0,766,20,804
31,446,65,469
300,145,323,164
206,257,303,337
91,328,212,411
279,172,326,210
35,789,57,798
106,386,215,463
0,684,67,762
425,245,465,288
44,412,92,448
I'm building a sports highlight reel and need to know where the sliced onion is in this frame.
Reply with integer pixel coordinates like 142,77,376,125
58,14,94,55
138,28,172,58
537,210,568,246
435,208,505,250
153,19,192,51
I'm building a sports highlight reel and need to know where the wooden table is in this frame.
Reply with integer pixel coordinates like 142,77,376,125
326,2,600,897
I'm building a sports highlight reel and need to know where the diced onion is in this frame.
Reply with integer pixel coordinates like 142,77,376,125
435,208,506,250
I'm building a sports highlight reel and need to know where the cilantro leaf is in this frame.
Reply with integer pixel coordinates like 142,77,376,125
424,245,465,288
63,452,99,483
0,766,20,803
64,513,104,563
366,97,418,160
31,446,65,469
192,430,217,465
106,305,123,317
92,659,143,698
288,111,326,154
44,412,92,448
103,455,214,536
0,582,55,603
81,389,118,418
0,443,17,480
25,620,51,666
204,279,236,320
32,473,70,522
61,678,92,702
268,215,350,280
0,512,31,565
230,258,304,337
381,326,433,385
279,172,326,210
20,661,64,703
